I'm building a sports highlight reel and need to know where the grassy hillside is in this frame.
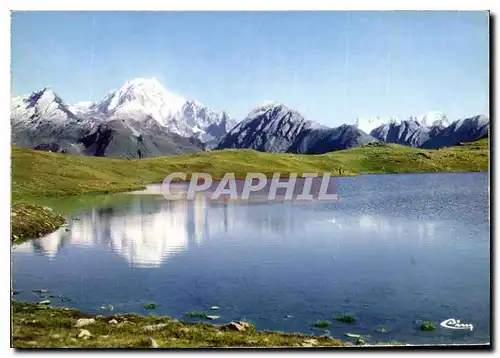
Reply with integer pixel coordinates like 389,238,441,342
12,138,488,202
329,138,488,174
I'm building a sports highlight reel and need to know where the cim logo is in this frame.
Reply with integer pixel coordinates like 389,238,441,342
440,318,474,331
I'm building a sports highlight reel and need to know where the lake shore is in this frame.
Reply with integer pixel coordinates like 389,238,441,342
11,300,351,348
10,139,488,242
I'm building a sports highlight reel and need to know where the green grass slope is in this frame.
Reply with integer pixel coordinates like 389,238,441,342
12,138,488,202
11,204,65,242
330,138,488,174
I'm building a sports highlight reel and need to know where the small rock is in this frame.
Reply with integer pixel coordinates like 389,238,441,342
206,315,220,320
146,337,159,348
142,323,167,331
223,321,252,332
74,318,96,328
94,315,105,320
108,319,118,325
51,334,61,339
210,306,219,310
33,289,49,294
345,333,363,339
100,304,114,311
77,329,92,339
180,327,190,333
70,338,78,342
101,335,109,339
356,338,365,346
144,302,157,310
304,338,318,345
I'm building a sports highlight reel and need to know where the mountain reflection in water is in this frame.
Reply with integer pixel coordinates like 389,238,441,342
15,193,445,268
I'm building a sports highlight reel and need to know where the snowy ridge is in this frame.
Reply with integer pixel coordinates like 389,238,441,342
69,101,94,114
86,77,236,141
11,88,76,124
10,78,238,158
356,111,450,134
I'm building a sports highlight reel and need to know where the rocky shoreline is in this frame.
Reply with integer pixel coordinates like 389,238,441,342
11,301,349,348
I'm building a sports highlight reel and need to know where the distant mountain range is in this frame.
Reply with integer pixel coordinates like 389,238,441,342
11,78,489,158
356,112,489,149
217,104,488,153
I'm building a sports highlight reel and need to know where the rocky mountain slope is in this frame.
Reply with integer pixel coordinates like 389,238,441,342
420,115,489,149
216,102,377,154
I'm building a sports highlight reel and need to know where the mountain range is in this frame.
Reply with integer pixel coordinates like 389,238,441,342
11,78,489,158
217,105,488,153
11,78,236,158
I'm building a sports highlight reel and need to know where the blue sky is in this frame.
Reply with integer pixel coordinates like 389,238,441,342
11,11,489,126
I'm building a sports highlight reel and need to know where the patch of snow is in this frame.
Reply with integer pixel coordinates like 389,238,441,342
69,101,94,114
356,111,450,133
356,116,401,134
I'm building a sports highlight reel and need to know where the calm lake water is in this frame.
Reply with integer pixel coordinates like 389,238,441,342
12,172,490,345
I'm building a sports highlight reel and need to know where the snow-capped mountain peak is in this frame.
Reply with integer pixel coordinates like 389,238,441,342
246,100,287,118
93,77,186,124
412,111,450,127
72,77,237,141
260,100,282,108
11,87,76,124
355,116,400,134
